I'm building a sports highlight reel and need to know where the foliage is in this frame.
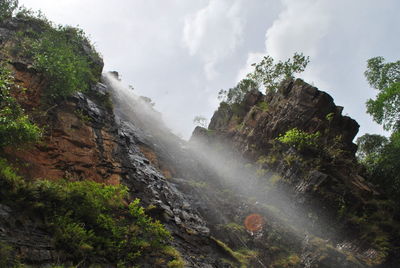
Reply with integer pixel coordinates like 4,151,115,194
257,101,269,112
248,52,310,93
277,128,320,150
0,158,171,265
31,27,96,100
212,237,256,267
218,222,246,233
4,5,102,102
0,0,18,21
325,112,334,122
272,253,301,268
357,132,400,203
218,78,258,104
0,64,41,148
193,115,208,128
364,57,400,131
163,246,185,268
75,109,91,123
359,56,400,209
216,53,309,122
356,134,388,161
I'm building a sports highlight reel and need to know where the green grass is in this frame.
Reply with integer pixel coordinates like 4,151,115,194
212,237,257,267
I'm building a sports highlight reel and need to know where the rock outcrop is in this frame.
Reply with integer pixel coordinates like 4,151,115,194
1,12,399,268
191,79,399,267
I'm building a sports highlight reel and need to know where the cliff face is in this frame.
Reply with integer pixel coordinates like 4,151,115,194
191,79,399,267
208,79,359,154
1,13,399,268
0,18,232,267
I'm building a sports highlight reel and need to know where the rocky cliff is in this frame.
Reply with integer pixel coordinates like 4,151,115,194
0,11,399,268
191,79,399,267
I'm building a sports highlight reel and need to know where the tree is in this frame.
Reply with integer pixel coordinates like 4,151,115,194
356,134,388,161
218,78,258,104
364,57,400,131
357,56,400,205
0,0,18,21
247,52,310,93
356,133,400,201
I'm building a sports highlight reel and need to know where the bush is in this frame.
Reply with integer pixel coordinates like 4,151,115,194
0,158,172,265
6,9,102,102
277,128,320,150
32,27,95,100
0,64,41,148
0,0,18,21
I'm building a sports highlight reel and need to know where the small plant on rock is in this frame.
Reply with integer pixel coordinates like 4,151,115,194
277,128,320,150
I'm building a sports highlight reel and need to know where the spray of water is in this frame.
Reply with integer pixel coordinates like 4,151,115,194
104,73,352,264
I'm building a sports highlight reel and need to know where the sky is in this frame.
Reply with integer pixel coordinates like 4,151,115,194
19,0,400,139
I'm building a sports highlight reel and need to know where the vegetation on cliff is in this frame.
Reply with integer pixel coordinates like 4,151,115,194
0,156,171,265
1,1,102,102
0,3,176,266
195,52,400,266
0,64,41,148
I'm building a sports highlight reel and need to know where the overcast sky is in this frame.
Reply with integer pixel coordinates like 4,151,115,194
19,0,400,139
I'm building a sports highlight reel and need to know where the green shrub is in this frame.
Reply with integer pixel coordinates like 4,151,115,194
0,64,41,148
257,101,269,112
277,128,320,150
0,158,171,265
163,246,185,268
7,8,102,101
32,27,95,100
0,0,18,21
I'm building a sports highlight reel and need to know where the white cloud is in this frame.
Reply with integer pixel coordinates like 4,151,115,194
17,0,400,138
265,0,332,60
238,0,400,137
182,0,245,80
236,52,264,82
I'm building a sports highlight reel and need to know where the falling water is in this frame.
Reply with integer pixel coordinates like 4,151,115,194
104,73,365,267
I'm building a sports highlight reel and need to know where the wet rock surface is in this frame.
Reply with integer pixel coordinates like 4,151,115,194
1,17,398,267
190,79,400,267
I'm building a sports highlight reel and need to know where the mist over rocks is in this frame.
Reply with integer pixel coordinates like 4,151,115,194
191,79,398,267
1,4,399,267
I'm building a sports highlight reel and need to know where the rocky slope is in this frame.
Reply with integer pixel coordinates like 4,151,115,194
0,16,237,267
1,12,399,268
191,79,399,267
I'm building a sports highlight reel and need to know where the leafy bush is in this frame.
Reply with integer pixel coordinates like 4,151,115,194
277,128,320,150
32,27,96,100
0,65,41,148
0,0,18,21
5,6,102,102
0,158,172,265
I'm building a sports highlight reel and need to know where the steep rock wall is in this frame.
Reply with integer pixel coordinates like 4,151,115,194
191,79,398,267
